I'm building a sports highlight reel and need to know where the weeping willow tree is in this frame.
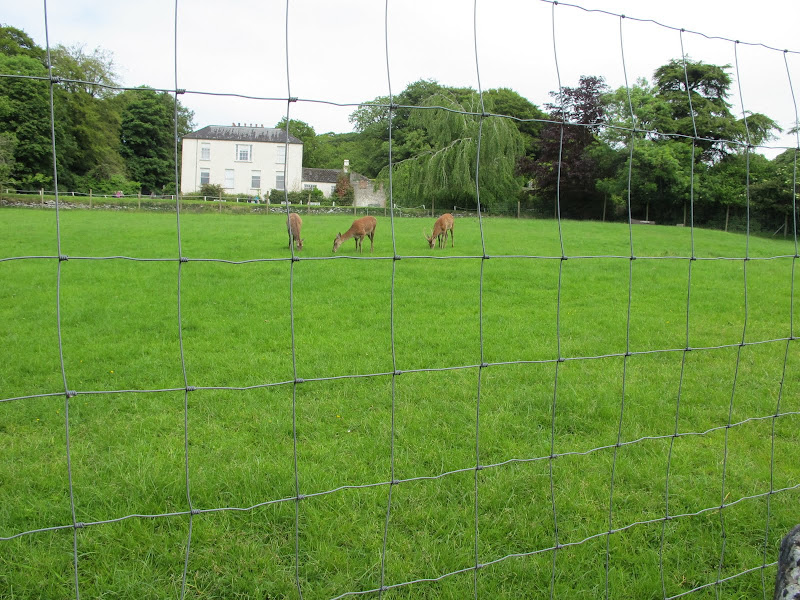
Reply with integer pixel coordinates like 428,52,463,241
379,90,525,211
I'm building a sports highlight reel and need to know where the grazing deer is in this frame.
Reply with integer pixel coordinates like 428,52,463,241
425,213,455,249
287,212,304,251
332,215,377,254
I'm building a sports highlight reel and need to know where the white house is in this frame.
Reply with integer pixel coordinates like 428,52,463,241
301,167,340,197
181,124,303,197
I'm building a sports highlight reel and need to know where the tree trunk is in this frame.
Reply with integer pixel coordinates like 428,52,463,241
785,212,789,239
603,195,607,222
683,202,687,227
646,200,649,222
725,205,730,232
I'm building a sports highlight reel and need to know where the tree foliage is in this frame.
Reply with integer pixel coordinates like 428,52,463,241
0,25,193,193
118,87,193,194
380,90,524,210
519,75,611,218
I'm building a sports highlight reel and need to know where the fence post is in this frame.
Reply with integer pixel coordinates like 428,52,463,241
40,188,44,207
138,191,141,210
89,188,93,209
517,200,521,219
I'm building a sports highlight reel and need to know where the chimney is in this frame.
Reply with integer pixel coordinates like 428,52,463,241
343,159,350,174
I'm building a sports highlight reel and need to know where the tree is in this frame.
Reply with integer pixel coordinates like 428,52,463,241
0,53,56,187
380,89,524,211
334,171,354,205
348,79,475,178
652,58,779,162
48,44,125,186
118,87,193,194
0,25,45,61
484,87,547,158
598,136,692,223
0,131,17,183
521,75,611,218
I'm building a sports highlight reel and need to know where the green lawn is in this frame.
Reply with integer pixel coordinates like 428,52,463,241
1,207,798,599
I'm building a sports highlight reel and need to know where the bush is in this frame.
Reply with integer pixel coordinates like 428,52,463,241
198,183,225,199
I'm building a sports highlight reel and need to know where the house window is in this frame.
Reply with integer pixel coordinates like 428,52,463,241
303,184,317,191
200,143,210,160
224,169,234,189
276,171,285,190
236,144,252,162
251,171,261,189
276,145,286,165
200,168,210,185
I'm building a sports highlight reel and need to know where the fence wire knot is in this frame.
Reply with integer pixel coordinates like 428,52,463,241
66,390,77,398
179,257,189,263
186,386,196,392
58,254,69,262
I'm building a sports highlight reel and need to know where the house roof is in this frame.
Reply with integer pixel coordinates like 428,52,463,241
302,167,340,184
184,125,302,144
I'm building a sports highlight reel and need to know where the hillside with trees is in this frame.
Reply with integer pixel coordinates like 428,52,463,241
1,23,797,233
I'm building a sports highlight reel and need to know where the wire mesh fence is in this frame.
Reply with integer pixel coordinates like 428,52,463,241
1,0,799,599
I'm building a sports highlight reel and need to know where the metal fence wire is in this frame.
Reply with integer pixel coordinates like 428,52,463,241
1,0,799,599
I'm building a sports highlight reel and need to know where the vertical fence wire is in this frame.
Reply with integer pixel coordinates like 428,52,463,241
378,0,398,594
714,40,754,599
660,27,700,599
280,1,305,597
548,4,567,596
604,14,637,599
42,0,81,597
472,1,489,597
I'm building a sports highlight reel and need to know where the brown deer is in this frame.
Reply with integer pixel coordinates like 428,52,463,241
332,215,377,253
425,213,454,249
287,212,304,251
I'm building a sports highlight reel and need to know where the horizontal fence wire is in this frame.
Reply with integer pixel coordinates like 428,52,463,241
1,0,798,598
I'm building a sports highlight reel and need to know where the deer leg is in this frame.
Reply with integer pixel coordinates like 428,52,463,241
369,232,374,253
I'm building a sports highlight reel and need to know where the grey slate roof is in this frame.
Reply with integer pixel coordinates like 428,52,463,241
302,167,340,184
184,125,302,144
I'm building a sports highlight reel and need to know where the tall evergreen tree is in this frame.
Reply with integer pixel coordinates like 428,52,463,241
118,87,193,194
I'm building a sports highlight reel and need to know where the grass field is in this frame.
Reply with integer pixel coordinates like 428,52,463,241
1,207,798,599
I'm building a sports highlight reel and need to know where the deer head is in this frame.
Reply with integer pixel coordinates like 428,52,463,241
424,228,435,249
332,233,343,253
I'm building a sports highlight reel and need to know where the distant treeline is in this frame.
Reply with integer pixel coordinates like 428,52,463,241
1,25,797,231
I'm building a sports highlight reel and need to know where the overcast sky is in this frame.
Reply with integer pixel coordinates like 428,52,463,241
4,0,800,157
